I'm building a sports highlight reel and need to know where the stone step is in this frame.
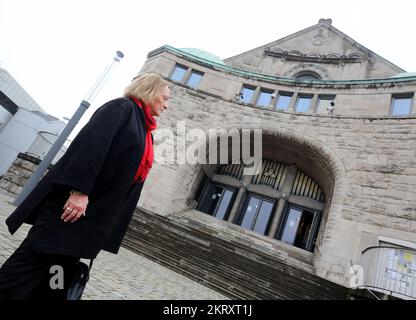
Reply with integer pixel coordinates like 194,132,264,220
122,208,348,299
124,225,313,299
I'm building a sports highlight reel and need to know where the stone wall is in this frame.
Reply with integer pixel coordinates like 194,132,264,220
0,153,45,196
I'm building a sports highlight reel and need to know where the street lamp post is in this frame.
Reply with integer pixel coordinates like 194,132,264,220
14,51,124,206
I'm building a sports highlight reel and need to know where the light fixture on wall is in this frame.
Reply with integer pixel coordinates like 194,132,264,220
326,101,335,115
235,91,244,101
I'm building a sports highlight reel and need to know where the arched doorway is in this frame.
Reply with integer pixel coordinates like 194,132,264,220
196,160,325,252
189,129,343,254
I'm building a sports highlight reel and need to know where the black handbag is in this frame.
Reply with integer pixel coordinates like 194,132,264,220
65,259,93,300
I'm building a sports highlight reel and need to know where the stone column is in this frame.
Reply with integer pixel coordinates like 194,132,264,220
227,173,255,223
309,94,319,113
251,87,261,105
288,92,298,112
182,68,193,84
267,165,298,238
267,196,287,238
227,185,246,223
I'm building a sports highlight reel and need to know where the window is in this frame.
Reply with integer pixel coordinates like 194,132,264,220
277,205,321,252
275,92,293,111
237,194,275,235
316,96,335,114
186,70,204,89
170,64,188,82
197,182,235,221
295,95,313,113
295,72,321,80
256,89,274,107
240,86,255,104
391,94,413,116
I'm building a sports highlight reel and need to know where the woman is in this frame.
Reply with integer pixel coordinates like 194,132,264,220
0,73,170,299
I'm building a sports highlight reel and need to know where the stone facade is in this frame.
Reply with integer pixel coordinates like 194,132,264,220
134,19,416,297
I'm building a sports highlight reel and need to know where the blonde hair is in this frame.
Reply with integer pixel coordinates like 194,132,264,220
123,73,169,105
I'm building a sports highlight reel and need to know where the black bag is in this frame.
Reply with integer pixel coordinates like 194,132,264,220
65,259,93,300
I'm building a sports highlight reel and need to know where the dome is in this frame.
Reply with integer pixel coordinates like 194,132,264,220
390,72,416,78
179,48,226,65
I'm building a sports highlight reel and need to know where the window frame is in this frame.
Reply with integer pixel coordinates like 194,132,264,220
239,85,256,104
235,192,276,235
295,94,313,113
196,181,236,221
169,64,188,82
315,95,336,114
274,92,293,111
276,203,321,252
390,93,414,116
256,88,275,108
185,69,204,89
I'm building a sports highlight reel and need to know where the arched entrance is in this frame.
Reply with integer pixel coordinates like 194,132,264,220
187,127,347,254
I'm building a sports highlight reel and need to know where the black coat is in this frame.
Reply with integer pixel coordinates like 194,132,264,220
6,97,147,259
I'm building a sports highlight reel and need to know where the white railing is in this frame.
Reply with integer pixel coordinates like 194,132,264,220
360,246,416,300
26,131,71,165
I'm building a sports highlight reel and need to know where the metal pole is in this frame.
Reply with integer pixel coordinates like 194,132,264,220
14,51,124,206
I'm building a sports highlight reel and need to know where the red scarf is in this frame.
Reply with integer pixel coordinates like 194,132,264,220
131,97,157,183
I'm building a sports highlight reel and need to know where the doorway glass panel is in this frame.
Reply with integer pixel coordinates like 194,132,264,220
280,207,302,245
279,205,318,251
198,183,235,221
253,200,274,234
241,197,260,230
239,195,274,235
215,189,234,220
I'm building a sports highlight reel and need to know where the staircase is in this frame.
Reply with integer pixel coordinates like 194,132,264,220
122,208,349,299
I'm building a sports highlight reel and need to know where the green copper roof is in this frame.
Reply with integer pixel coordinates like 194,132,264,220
390,72,416,78
148,45,416,86
178,48,226,65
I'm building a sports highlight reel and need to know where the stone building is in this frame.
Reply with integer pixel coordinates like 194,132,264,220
124,18,416,300
2,18,415,299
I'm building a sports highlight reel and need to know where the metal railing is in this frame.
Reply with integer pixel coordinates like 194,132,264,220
26,131,71,165
360,246,416,299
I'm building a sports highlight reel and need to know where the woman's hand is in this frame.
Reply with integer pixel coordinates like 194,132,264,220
61,192,89,223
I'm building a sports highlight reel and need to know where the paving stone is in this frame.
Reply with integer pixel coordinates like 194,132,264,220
0,190,228,300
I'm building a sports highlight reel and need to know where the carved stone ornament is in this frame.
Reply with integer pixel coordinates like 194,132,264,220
312,28,327,46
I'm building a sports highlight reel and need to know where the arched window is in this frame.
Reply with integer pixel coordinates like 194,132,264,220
294,71,321,80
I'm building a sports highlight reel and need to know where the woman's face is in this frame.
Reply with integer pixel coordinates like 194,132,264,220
150,85,170,117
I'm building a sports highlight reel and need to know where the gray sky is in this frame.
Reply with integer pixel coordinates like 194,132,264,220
1,0,415,138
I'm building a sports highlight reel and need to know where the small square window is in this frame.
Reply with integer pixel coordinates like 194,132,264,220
316,96,335,114
240,86,255,104
170,65,188,82
186,70,204,88
275,93,293,111
256,89,274,107
295,95,313,113
391,94,413,116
